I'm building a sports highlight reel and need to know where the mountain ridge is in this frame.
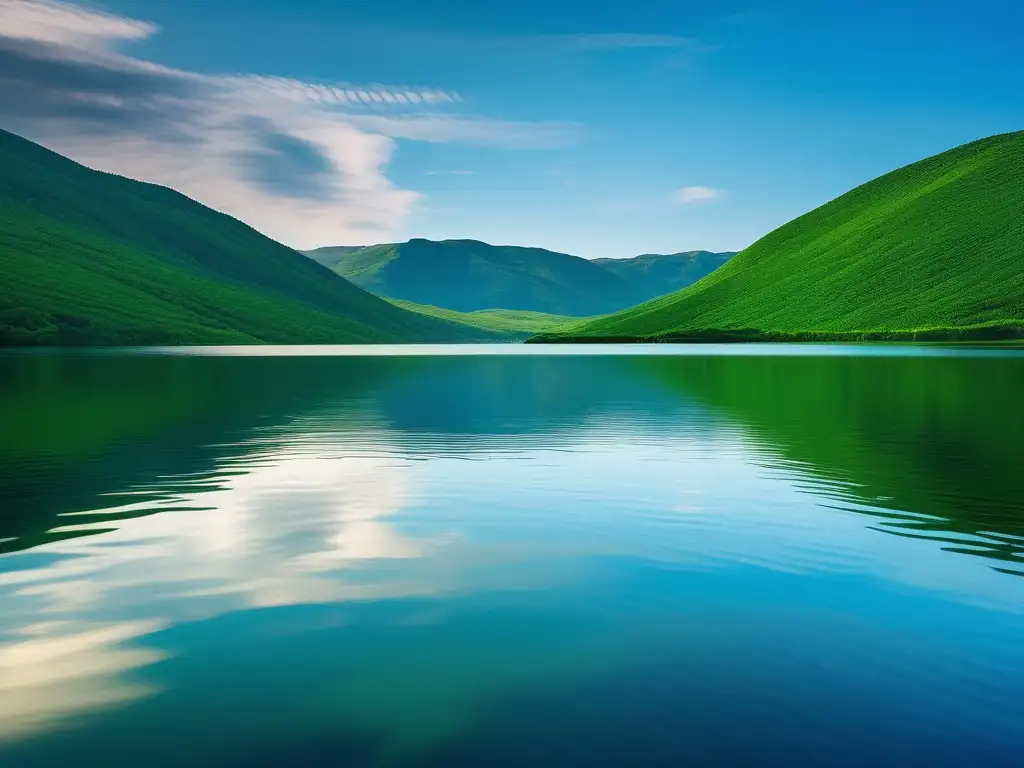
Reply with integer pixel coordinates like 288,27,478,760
591,250,736,302
303,239,735,316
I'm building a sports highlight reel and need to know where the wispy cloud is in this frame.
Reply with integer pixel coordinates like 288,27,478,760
0,0,577,249
542,31,720,76
0,0,155,47
230,76,464,108
345,114,578,149
674,186,724,203
598,186,726,211
359,27,715,56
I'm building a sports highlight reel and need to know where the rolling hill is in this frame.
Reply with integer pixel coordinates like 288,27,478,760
536,131,1024,342
304,240,735,316
387,300,574,340
0,129,495,346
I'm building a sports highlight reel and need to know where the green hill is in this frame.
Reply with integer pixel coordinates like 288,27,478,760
304,240,734,317
0,129,495,346
387,300,575,340
537,131,1024,342
591,251,735,301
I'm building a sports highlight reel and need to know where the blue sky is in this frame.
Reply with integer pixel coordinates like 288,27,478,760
1,0,1021,257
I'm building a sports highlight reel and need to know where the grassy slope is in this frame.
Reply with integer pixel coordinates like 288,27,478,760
540,131,1024,342
0,129,492,345
303,239,640,316
388,299,576,339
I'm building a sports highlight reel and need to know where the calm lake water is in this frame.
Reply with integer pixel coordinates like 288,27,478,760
1,345,1023,767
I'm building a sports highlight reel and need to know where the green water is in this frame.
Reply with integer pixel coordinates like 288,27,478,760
1,345,1022,766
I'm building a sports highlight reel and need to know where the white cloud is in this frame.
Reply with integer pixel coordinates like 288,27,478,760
0,0,155,48
674,186,724,203
0,0,575,249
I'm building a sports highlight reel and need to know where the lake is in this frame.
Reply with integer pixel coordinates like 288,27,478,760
1,345,1023,766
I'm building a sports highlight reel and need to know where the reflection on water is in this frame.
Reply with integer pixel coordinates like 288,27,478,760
0,347,1023,766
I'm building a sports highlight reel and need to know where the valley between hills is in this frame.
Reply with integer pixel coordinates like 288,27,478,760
1,127,1021,346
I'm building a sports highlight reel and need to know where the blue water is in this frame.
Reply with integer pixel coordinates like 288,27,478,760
0,346,1022,766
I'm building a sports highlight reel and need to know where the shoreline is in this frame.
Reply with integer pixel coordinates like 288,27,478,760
529,324,1024,345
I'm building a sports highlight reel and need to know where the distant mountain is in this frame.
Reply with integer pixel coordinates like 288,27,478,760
537,131,1024,342
304,239,634,316
0,129,493,345
592,251,736,301
303,240,734,316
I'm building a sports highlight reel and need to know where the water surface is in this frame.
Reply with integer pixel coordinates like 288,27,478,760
1,345,1023,766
